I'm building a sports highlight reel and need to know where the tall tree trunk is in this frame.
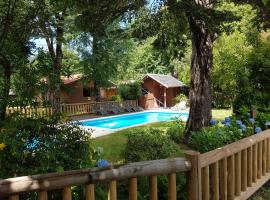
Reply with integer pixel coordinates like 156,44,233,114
183,11,213,143
92,35,101,102
0,61,12,121
51,14,64,115
93,81,101,102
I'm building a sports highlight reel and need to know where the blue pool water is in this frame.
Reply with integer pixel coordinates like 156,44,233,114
80,111,188,129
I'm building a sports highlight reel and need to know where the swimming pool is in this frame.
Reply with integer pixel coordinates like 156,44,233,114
79,111,188,130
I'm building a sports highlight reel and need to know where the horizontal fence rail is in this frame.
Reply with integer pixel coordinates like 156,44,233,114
5,100,138,117
0,157,191,199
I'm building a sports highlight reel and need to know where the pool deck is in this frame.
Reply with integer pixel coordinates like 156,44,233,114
75,108,189,138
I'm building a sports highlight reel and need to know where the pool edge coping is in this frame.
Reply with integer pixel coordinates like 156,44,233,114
75,109,189,138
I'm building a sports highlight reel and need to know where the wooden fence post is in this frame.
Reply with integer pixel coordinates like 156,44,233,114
186,151,201,200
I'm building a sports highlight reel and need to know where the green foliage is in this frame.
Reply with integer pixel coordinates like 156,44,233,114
124,127,185,200
212,31,252,108
0,115,93,178
62,49,82,76
76,22,135,92
255,112,270,129
232,31,270,113
110,95,122,103
189,126,229,153
123,37,170,80
166,119,185,144
118,82,141,100
217,2,258,36
124,128,180,162
246,31,270,108
189,119,253,153
0,0,34,119
173,94,188,104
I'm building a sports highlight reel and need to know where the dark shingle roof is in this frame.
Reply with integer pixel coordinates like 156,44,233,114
144,74,185,88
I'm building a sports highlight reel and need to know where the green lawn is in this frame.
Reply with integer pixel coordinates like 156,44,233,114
93,109,232,163
212,108,232,121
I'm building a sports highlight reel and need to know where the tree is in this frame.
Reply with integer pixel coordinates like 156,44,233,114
130,6,189,77
0,0,34,120
33,0,70,114
74,0,146,100
123,37,170,80
182,1,214,142
212,31,252,108
246,31,270,108
164,0,231,142
234,0,270,29
79,26,133,100
212,2,257,108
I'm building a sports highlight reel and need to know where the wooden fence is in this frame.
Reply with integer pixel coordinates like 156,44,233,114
197,129,270,200
5,100,138,117
0,157,191,200
1,129,270,200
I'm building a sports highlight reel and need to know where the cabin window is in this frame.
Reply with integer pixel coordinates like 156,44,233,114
83,87,93,97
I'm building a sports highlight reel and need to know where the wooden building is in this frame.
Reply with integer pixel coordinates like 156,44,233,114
139,74,185,109
42,74,117,104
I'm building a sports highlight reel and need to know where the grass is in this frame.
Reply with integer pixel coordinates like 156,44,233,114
92,109,232,163
212,108,232,121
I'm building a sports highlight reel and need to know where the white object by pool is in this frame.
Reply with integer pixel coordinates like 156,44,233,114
78,110,189,138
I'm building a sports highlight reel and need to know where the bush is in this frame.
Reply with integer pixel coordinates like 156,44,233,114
123,128,185,200
234,105,270,130
110,95,122,102
0,114,93,178
118,82,141,100
124,128,180,162
167,119,185,144
256,112,270,129
189,117,254,153
189,126,229,153
173,94,188,105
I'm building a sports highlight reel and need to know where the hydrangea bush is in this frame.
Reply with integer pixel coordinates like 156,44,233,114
189,116,256,153
0,114,94,179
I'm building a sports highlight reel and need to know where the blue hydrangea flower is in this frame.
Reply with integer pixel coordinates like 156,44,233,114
255,127,262,134
225,122,231,127
25,138,40,150
240,124,247,132
210,119,217,125
221,120,226,124
236,120,242,126
97,159,109,168
249,118,255,124
225,117,231,123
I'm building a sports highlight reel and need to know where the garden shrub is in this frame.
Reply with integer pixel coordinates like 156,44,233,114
0,114,94,179
189,126,229,153
255,112,270,129
124,128,180,162
234,106,270,130
124,128,185,200
110,95,122,102
173,94,189,105
118,82,141,100
167,119,185,144
189,117,254,153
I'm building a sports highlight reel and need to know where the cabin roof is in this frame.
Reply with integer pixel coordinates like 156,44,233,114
143,74,185,88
